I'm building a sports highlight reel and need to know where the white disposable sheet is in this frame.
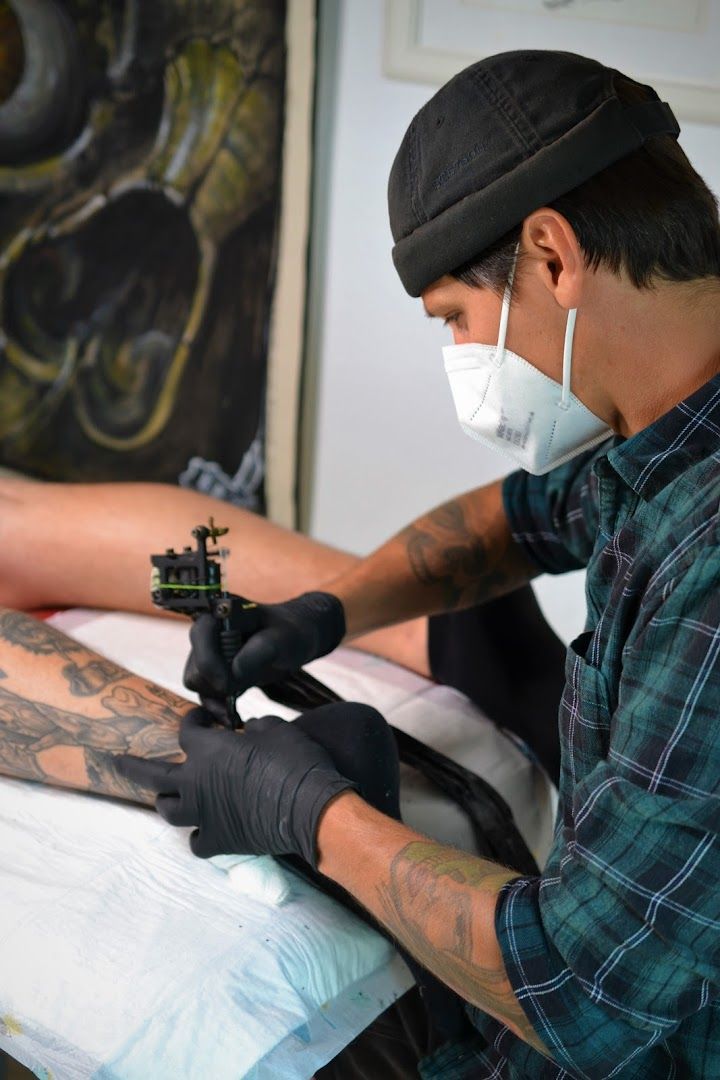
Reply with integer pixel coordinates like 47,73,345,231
0,610,555,1079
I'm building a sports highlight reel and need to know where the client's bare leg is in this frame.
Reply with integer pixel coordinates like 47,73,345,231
0,478,429,675
0,608,189,804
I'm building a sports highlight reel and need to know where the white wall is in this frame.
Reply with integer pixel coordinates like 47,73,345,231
303,0,720,644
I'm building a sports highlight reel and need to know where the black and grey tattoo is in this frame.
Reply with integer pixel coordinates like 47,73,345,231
143,683,192,713
0,610,191,803
63,657,126,696
400,497,528,611
0,680,185,801
0,611,142,698
0,610,82,659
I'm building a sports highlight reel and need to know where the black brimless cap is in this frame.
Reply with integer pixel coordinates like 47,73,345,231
388,50,680,297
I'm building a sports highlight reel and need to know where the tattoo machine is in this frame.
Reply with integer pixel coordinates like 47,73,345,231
150,519,258,729
148,535,543,880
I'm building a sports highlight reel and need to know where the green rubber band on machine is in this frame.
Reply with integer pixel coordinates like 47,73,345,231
155,583,220,591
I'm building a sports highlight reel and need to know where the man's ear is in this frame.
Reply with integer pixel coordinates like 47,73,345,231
520,209,585,310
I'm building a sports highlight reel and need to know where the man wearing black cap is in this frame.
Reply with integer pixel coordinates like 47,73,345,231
119,51,720,1077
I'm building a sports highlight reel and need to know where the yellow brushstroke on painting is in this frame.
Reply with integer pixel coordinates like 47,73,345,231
1,1014,23,1035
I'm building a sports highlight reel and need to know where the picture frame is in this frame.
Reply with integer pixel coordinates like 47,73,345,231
384,0,720,124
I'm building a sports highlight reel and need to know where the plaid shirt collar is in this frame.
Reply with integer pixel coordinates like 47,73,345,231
602,373,720,501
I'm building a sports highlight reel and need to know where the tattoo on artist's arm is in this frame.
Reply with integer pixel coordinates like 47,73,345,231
400,497,532,610
376,841,550,1056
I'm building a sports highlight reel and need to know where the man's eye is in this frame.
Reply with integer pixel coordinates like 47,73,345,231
443,313,460,327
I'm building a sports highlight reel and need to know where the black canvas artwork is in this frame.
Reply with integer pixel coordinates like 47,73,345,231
0,0,286,510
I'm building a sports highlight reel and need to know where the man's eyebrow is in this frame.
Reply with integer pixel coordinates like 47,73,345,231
422,301,447,319
424,301,455,319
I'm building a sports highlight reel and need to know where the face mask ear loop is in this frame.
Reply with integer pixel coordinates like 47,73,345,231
495,250,518,365
560,308,577,410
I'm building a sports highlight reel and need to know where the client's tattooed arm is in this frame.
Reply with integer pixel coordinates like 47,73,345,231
0,610,191,804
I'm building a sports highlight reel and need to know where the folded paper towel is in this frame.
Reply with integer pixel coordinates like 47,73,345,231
210,853,292,906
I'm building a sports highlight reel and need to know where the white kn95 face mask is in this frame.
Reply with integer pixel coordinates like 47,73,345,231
442,253,612,475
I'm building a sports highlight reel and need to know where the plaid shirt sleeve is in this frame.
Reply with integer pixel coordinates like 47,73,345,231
502,445,609,574
494,541,720,1078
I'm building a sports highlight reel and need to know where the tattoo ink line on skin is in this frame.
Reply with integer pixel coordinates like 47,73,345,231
0,610,82,659
62,658,127,697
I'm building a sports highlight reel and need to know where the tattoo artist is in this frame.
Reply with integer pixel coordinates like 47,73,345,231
117,52,720,1079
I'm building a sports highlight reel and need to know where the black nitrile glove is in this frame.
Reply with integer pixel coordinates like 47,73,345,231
114,706,357,866
183,591,345,702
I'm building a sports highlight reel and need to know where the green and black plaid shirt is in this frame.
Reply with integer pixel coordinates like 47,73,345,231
424,375,720,1079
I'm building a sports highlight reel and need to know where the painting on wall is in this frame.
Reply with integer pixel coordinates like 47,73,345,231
0,0,288,512
384,0,720,124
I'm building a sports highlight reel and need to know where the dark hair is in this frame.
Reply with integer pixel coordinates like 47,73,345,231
452,78,720,294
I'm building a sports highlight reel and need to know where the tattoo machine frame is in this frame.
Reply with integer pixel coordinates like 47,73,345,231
150,519,258,728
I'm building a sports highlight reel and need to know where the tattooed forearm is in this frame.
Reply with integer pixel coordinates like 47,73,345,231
0,679,185,799
399,494,535,611
0,610,193,802
0,611,128,697
376,841,549,1056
